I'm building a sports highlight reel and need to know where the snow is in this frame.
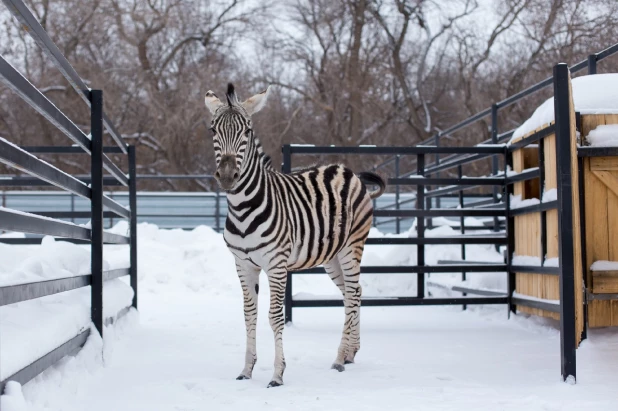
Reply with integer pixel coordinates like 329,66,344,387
542,188,558,203
512,292,559,306
590,260,618,271
510,74,618,142
544,258,559,267
586,124,618,147
0,280,133,380
512,255,542,266
2,221,618,410
510,194,540,209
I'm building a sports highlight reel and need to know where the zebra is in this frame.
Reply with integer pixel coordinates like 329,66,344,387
204,83,385,388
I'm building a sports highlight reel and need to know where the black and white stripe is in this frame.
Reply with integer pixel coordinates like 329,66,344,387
205,84,385,387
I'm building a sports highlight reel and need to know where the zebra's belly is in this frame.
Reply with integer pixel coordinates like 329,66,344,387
286,232,349,271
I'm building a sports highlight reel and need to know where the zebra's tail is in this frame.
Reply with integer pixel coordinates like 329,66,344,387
358,171,386,199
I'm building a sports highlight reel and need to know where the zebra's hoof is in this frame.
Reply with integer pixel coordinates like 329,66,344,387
331,363,345,372
267,380,283,388
236,375,250,380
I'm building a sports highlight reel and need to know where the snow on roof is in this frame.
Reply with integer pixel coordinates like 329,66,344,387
510,73,618,143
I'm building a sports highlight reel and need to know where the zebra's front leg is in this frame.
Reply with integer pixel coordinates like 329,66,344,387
266,265,288,387
236,263,261,380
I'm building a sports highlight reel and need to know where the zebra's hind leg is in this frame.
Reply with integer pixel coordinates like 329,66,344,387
266,265,288,387
235,262,261,381
338,246,363,366
325,258,348,371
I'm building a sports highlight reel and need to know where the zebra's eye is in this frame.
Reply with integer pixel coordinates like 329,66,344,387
245,129,252,136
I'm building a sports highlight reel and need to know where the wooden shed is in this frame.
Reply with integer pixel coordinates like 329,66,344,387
509,72,618,336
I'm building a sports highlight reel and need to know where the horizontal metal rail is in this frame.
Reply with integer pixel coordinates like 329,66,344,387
288,145,505,155
450,285,507,297
510,265,560,275
102,195,130,219
388,177,505,186
293,264,507,274
365,236,506,245
0,268,130,306
373,209,504,218
0,329,90,394
0,208,129,244
0,207,90,240
512,296,560,313
0,56,127,186
0,138,90,198
2,0,127,153
0,302,132,393
509,201,557,217
103,232,130,245
22,146,126,154
506,168,540,185
292,296,508,307
577,147,618,157
508,125,556,151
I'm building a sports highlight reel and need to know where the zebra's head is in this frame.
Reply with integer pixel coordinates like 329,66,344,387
204,83,270,191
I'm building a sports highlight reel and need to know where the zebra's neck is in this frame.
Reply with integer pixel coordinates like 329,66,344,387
227,133,273,201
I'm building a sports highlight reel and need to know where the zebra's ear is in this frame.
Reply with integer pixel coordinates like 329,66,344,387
204,90,223,115
241,85,271,115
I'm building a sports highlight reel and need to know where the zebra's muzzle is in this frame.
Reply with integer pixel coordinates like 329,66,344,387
215,155,240,190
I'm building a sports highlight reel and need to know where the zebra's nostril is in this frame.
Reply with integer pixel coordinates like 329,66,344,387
215,170,220,180
233,171,239,180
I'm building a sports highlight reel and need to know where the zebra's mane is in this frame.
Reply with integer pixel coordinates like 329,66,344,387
253,135,273,170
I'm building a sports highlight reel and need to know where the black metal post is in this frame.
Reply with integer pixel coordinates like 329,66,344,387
578,155,588,342
70,193,75,223
395,155,400,234
506,149,516,316
90,90,104,337
554,63,577,383
417,154,425,298
458,165,467,310
491,104,500,243
587,54,597,75
282,145,293,324
128,145,138,309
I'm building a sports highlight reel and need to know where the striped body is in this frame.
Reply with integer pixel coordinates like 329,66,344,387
224,164,373,272
205,84,384,387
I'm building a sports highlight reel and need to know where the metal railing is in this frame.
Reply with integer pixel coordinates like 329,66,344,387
0,0,137,396
281,144,510,324
281,59,618,384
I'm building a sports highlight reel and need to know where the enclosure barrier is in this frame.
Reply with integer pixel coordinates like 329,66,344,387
281,58,618,383
0,0,137,398
370,42,618,235
281,144,510,324
0,174,226,234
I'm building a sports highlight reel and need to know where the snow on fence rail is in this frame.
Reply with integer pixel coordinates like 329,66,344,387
0,0,137,398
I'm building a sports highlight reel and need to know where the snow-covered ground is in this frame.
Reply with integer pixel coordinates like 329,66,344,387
2,221,618,410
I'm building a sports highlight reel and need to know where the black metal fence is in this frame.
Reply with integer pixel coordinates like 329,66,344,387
0,0,136,397
282,41,618,384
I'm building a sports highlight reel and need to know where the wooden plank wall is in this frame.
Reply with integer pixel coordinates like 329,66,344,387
582,113,618,327
511,73,586,344
513,139,559,320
